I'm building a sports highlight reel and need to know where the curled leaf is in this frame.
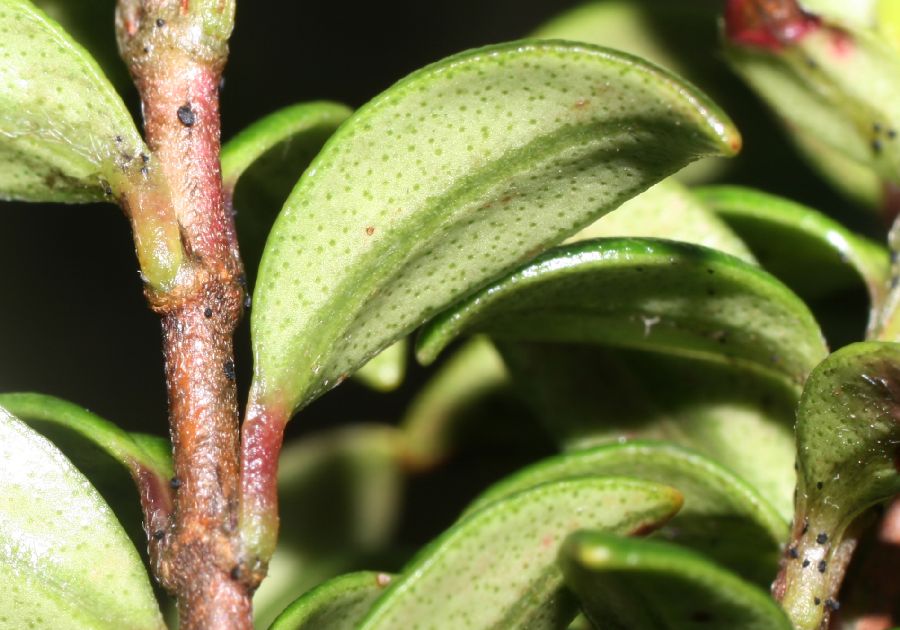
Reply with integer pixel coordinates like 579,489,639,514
417,237,827,389
777,342,900,629
269,571,392,630
498,344,799,520
466,440,788,584
359,477,683,630
560,531,793,629
696,185,890,309
248,40,740,417
570,178,755,262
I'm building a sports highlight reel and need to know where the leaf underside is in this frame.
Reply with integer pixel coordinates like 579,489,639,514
0,407,164,630
465,440,788,585
358,477,683,630
0,0,144,202
249,39,740,416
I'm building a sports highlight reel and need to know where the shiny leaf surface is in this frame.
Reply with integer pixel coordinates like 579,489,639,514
696,185,890,307
570,178,755,262
418,237,827,389
560,531,792,629
498,344,799,520
779,342,900,629
0,392,171,477
269,571,392,630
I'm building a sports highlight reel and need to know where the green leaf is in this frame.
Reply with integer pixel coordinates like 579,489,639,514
359,477,683,630
498,345,799,520
724,7,900,204
221,102,352,192
532,1,729,185
465,440,788,585
560,531,792,630
569,178,755,262
249,40,740,416
779,342,900,630
0,393,173,553
695,185,890,308
417,237,828,389
31,0,130,93
0,406,165,629
269,572,392,630
217,100,401,390
0,392,172,477
221,101,352,282
0,0,146,202
353,340,407,393
252,425,404,629
788,125,886,209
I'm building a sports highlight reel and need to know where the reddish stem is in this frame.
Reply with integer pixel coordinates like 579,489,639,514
116,2,250,627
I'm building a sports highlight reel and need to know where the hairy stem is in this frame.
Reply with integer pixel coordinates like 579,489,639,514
115,1,251,628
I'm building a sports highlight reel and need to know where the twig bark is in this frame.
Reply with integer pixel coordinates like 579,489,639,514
114,1,251,628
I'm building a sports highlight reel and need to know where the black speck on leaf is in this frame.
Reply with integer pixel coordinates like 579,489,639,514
170,477,182,490
816,532,828,544
224,360,236,381
818,560,827,573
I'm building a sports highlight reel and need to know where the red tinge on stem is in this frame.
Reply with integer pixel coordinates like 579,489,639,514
724,0,821,50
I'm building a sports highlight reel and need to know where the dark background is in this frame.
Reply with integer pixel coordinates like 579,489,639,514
0,0,875,437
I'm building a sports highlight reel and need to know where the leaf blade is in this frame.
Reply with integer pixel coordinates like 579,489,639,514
696,185,890,308
417,237,828,389
464,440,788,584
0,392,172,477
269,571,392,630
560,531,793,630
0,0,145,202
249,40,741,416
359,477,683,630
0,406,165,630
778,342,900,629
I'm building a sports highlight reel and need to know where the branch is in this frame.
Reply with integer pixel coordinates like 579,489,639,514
114,1,252,628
